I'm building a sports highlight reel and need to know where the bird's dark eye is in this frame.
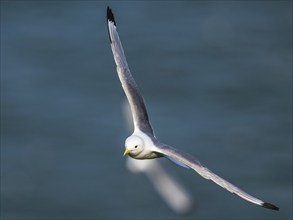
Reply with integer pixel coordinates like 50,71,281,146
134,145,138,148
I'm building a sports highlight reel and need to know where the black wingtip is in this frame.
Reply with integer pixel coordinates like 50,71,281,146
107,6,116,26
106,6,116,43
262,202,279,211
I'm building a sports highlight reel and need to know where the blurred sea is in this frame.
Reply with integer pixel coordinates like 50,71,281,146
1,1,292,219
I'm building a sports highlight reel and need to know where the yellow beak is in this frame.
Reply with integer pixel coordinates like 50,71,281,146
123,148,131,157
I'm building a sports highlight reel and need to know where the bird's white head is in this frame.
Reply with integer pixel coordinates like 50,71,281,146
123,135,144,158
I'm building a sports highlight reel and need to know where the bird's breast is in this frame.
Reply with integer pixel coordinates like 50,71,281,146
131,151,163,160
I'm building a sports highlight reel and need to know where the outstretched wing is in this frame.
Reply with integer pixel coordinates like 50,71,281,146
155,143,279,210
107,7,153,135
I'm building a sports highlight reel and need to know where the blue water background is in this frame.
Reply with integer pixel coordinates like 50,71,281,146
1,1,292,219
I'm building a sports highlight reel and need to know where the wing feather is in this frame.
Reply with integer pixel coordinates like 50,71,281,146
107,7,153,135
156,144,279,210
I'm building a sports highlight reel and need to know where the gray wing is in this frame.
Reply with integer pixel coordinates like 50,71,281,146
155,144,279,210
107,7,153,135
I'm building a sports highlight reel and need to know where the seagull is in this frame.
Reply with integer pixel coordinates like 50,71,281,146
122,99,194,214
106,6,279,211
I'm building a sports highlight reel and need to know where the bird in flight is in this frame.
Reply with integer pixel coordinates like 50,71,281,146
106,6,279,211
